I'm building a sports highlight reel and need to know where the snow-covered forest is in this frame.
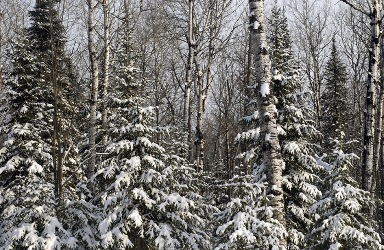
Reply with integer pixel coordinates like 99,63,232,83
0,0,383,249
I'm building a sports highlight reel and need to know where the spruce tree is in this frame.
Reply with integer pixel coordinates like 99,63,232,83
214,173,287,249
310,141,381,249
320,38,349,149
88,26,212,248
268,4,322,249
0,1,80,248
268,3,293,73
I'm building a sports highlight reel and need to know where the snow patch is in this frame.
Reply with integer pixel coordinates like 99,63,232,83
128,208,143,227
260,83,270,97
265,133,270,141
253,21,260,30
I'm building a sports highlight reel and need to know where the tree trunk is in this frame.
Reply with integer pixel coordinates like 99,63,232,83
0,64,2,92
87,0,99,179
185,0,194,162
374,82,384,195
362,0,380,193
48,0,63,207
242,32,254,175
0,12,3,92
124,0,132,65
249,0,286,248
195,56,204,172
381,116,384,240
101,0,110,146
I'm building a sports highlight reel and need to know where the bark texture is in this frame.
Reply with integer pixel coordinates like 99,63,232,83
362,0,380,193
249,0,286,248
101,0,110,146
184,0,194,162
87,0,99,179
339,0,381,195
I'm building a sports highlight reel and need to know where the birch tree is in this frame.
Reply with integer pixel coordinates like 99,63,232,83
185,0,195,162
339,0,381,194
249,0,287,248
101,0,110,146
87,0,99,179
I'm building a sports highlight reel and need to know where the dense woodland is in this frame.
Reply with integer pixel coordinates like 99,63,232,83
1,0,384,249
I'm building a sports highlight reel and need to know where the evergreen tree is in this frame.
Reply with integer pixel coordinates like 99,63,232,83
268,4,322,249
310,142,381,249
0,1,81,248
89,31,212,248
26,0,81,195
0,30,76,250
214,174,286,249
268,3,293,73
320,38,349,149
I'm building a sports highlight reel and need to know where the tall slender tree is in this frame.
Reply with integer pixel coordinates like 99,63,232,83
268,4,322,249
87,0,100,179
249,0,287,248
339,0,381,195
320,38,349,149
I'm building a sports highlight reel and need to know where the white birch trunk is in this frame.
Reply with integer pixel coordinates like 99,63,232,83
249,0,286,248
195,69,204,172
374,83,384,194
101,0,110,146
362,0,380,193
0,64,2,93
124,0,132,65
87,0,99,179
185,0,194,162
0,12,2,92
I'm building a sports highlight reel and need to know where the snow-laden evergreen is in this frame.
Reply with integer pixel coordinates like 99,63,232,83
214,174,286,250
268,4,322,249
310,142,382,249
320,38,350,152
0,1,81,248
88,42,213,248
0,31,74,250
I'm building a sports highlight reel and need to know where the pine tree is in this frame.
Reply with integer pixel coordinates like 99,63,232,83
320,38,349,150
268,4,322,249
310,141,381,249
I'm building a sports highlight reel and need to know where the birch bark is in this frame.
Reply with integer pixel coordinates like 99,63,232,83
339,0,380,194
0,12,2,91
87,0,99,179
363,0,380,193
184,0,194,162
101,0,110,146
249,0,286,248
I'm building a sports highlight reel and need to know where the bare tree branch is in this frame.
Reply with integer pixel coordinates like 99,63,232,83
339,0,370,16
